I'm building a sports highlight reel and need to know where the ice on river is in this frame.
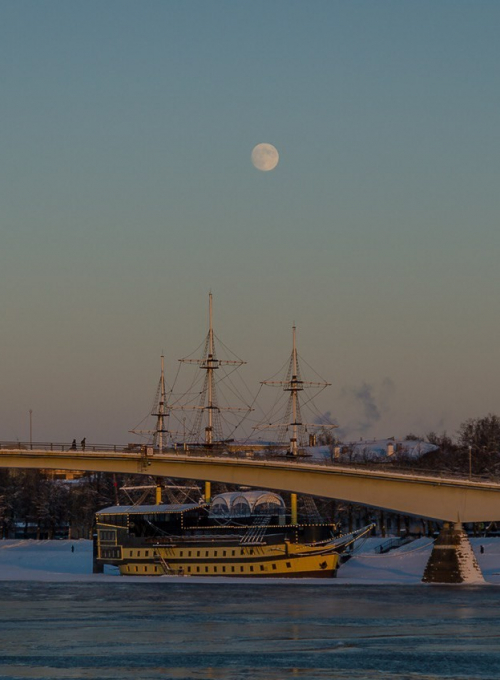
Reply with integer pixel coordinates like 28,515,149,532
2,540,500,679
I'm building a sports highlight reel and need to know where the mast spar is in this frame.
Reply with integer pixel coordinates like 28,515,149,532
261,326,335,456
179,293,249,447
207,292,215,446
152,354,167,453
129,354,171,452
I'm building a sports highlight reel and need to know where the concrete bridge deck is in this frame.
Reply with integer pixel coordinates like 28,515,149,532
0,447,500,523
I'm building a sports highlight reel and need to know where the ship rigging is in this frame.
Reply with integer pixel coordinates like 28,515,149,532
257,325,337,456
130,293,254,451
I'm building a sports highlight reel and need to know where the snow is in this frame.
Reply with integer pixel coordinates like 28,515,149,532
340,537,500,584
1,537,500,585
305,439,439,462
454,527,485,584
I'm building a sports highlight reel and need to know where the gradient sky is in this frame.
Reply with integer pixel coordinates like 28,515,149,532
1,1,500,444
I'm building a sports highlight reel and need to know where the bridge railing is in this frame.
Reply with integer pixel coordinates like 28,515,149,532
163,446,500,483
0,441,498,484
0,441,130,453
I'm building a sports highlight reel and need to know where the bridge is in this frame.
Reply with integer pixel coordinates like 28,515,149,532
0,446,499,523
2,445,498,582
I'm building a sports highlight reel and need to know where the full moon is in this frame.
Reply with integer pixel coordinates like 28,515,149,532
251,143,279,171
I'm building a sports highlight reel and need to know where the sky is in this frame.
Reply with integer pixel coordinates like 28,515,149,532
1,1,500,445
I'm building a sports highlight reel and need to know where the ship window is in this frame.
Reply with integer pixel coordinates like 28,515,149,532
145,551,149,557
260,565,265,571
222,566,226,572
286,562,291,569
231,496,252,517
197,566,200,573
135,566,138,572
144,566,147,572
100,530,116,542
214,566,217,572
250,566,254,572
205,566,209,573
272,564,277,570
197,551,200,557
205,551,209,557
188,566,191,572
240,566,244,572
223,551,226,557
231,566,235,573
180,551,183,557
232,550,235,556
214,551,218,557
254,492,286,516
188,551,192,557
155,566,158,573
250,549,254,555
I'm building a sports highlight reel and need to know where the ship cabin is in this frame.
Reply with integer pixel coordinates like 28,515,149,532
95,502,203,572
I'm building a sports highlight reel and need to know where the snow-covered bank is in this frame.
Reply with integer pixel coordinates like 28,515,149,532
1,537,500,584
342,537,500,584
0,539,98,582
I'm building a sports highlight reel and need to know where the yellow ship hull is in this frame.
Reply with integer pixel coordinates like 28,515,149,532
117,541,340,578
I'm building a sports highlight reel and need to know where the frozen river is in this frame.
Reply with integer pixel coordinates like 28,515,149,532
1,539,500,679
1,582,500,680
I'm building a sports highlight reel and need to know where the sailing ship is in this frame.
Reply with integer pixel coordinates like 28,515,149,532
94,295,373,577
95,490,372,577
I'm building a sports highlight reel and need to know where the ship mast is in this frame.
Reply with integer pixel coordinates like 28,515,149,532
290,326,300,456
151,354,168,453
179,293,248,447
206,292,215,446
261,326,333,456
129,354,171,452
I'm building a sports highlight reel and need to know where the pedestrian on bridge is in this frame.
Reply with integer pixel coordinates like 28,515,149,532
81,438,86,451
71,439,77,451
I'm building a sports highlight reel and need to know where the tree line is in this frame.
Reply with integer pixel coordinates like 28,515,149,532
399,413,500,477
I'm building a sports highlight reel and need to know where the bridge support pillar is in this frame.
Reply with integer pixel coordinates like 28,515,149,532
422,522,484,584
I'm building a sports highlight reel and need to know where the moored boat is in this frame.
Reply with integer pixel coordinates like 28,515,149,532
95,489,373,577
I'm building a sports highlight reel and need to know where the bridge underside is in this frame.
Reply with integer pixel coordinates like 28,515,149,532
1,450,500,523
